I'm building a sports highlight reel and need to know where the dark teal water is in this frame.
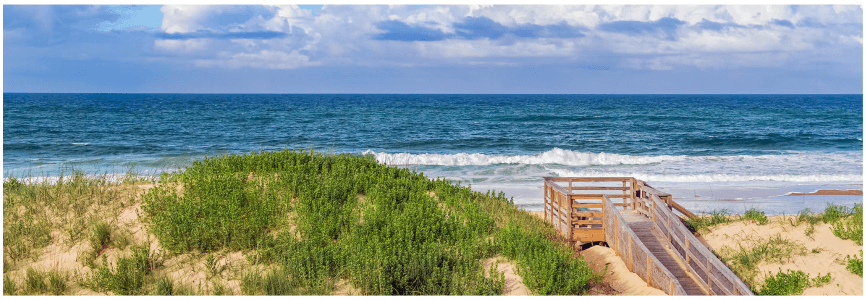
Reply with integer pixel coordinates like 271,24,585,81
3,93,862,213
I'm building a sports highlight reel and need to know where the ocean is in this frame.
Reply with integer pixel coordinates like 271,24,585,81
3,93,862,215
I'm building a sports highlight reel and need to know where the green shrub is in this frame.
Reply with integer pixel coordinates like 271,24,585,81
757,269,830,295
140,149,597,295
90,246,161,295
23,268,48,295
830,204,862,245
240,270,265,295
719,234,807,286
684,210,732,233
822,203,854,223
4,274,16,295
46,270,67,295
797,208,821,225
90,221,112,252
846,251,863,277
496,222,595,295
155,276,174,295
742,208,768,225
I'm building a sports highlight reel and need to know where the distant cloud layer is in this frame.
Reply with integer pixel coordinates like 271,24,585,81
3,4,862,93
144,4,862,70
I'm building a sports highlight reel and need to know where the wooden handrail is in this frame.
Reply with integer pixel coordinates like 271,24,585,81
603,195,687,295
646,193,752,295
542,176,752,296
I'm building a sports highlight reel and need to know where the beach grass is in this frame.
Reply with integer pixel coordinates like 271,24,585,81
846,251,863,278
756,269,832,295
3,168,154,273
694,204,863,293
4,149,601,295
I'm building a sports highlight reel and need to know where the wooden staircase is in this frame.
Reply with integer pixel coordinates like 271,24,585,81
543,177,753,296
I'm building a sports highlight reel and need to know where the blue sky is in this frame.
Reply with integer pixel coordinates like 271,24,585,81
3,5,862,93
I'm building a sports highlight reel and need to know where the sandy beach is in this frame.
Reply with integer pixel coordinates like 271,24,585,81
529,208,862,295
701,216,862,295
786,189,864,196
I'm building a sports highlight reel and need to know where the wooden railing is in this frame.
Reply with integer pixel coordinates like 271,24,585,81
543,177,637,242
602,194,687,295
638,184,753,295
542,177,753,296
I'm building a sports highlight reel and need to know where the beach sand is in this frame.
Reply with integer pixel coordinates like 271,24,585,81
785,189,863,196
701,216,862,295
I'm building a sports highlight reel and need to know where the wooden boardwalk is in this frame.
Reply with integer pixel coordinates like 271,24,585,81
543,177,753,296
621,211,706,295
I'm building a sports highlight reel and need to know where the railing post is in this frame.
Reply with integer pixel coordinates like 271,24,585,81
646,257,652,286
614,215,619,256
554,191,562,234
630,179,637,211
544,182,549,223
567,191,573,245
628,234,634,271
622,180,627,210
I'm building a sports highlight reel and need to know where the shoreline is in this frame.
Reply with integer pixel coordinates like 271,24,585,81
785,189,863,196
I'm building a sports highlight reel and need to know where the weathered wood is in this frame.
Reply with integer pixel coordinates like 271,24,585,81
572,228,604,241
543,177,750,296
604,194,631,198
572,212,603,218
604,196,687,295
573,219,604,225
544,179,572,197
567,186,574,246
570,186,630,191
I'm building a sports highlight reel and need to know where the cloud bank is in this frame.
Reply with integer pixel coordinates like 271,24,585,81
3,5,862,93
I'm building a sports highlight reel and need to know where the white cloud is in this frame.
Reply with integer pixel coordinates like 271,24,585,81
152,5,862,71
194,50,319,69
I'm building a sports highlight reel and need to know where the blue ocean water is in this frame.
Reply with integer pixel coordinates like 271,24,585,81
4,93,863,214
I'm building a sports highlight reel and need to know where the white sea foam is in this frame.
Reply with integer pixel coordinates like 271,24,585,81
363,148,862,184
363,148,683,166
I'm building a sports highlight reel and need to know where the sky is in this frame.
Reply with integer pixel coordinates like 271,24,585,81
2,4,863,94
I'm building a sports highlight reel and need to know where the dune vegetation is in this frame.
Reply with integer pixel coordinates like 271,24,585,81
688,203,863,295
3,149,601,295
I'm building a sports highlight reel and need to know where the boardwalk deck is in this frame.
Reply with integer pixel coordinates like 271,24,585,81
543,177,753,296
621,211,707,295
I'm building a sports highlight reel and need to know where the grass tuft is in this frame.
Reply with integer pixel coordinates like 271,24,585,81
155,276,174,295
684,210,732,233
4,274,17,295
89,246,162,295
846,251,863,277
757,269,831,295
742,208,768,225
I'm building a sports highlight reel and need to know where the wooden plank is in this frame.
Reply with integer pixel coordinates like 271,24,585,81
572,212,603,218
571,177,635,182
544,183,549,224
573,220,603,225
572,230,605,242
544,180,572,198
570,194,606,200
567,186,574,244
668,198,697,219
574,203,604,208
606,194,631,198
570,186,630,191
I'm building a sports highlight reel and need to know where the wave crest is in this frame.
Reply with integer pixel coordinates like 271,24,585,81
363,148,683,166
